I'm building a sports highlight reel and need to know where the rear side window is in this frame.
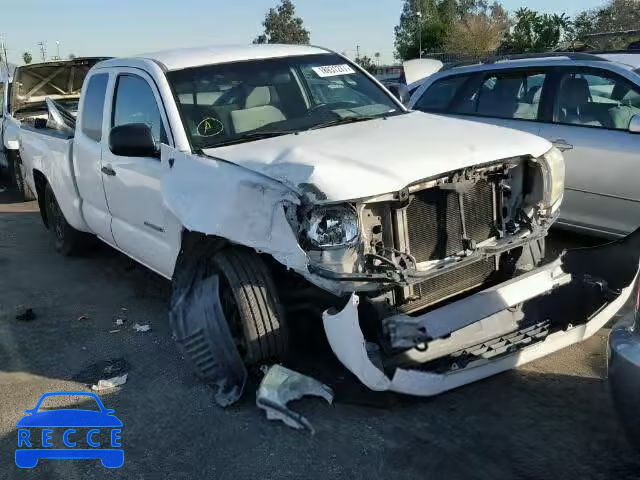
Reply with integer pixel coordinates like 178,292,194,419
81,74,108,142
457,72,546,121
413,75,468,112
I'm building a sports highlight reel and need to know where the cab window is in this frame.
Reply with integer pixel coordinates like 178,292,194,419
81,74,108,142
413,75,469,112
553,70,640,130
112,74,167,144
454,71,546,120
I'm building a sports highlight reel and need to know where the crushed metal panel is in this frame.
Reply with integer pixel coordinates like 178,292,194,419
169,272,247,407
161,149,308,272
256,365,334,433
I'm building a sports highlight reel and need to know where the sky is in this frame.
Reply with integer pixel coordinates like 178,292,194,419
1,0,608,66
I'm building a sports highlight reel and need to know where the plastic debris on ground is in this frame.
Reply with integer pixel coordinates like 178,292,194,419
15,306,36,322
132,323,151,332
256,364,334,434
77,314,90,321
91,373,128,391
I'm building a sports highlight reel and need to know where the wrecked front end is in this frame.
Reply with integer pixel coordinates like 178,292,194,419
289,152,638,396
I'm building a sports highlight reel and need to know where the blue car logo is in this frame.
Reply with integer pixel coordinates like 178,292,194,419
15,391,123,468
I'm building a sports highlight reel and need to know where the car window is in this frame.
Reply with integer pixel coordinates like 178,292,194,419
112,74,166,144
168,54,400,149
413,75,469,112
455,71,546,120
81,73,108,142
554,71,640,130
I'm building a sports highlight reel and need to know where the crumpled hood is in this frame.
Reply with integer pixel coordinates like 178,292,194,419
204,112,551,202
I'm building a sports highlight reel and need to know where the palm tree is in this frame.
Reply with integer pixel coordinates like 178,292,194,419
22,51,32,64
374,52,381,66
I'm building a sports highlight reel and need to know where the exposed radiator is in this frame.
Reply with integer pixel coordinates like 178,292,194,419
405,180,496,263
399,258,497,313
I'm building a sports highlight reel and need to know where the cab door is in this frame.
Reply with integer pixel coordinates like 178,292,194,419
100,69,177,278
73,71,115,244
538,67,640,236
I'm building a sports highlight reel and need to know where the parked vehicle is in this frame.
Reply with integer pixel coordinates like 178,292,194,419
609,276,640,452
18,45,640,398
0,58,107,199
409,52,640,238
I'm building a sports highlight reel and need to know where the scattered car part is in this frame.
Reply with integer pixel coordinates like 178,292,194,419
15,306,36,322
91,373,128,391
132,323,150,332
256,365,334,433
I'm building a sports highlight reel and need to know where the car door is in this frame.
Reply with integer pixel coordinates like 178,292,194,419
412,69,549,138
538,67,640,236
100,69,177,277
73,71,115,244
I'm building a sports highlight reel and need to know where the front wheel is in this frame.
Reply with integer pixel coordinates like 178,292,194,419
44,183,81,256
211,248,289,364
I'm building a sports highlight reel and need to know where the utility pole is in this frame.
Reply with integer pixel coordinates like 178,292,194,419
0,34,10,77
416,11,423,58
37,41,46,62
356,44,360,59
55,41,60,60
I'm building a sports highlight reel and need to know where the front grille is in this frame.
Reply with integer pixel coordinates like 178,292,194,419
399,258,496,313
405,180,496,263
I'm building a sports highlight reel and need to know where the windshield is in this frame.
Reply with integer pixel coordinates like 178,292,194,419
167,53,402,149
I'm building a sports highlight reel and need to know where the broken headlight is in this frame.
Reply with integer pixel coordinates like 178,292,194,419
539,146,565,209
305,205,359,248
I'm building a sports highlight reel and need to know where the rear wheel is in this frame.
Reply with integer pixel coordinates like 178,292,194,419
211,248,289,364
44,183,81,256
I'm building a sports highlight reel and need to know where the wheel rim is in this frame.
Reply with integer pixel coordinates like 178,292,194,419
47,193,65,243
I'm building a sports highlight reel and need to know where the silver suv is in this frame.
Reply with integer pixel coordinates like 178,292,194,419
409,52,640,238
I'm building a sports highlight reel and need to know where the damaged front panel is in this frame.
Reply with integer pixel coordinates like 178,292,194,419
323,229,640,397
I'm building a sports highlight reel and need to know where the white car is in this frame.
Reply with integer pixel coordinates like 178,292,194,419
16,44,639,401
409,52,640,238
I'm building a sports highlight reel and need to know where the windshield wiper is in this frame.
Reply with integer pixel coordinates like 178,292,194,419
307,114,388,131
205,130,299,148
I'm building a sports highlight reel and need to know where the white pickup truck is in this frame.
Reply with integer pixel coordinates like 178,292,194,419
18,44,640,402
1,58,107,199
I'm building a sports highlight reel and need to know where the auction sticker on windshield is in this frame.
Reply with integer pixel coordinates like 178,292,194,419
312,64,356,77
15,391,124,469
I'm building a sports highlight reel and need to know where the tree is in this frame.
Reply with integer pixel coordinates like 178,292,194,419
354,55,376,73
253,0,310,45
68,53,76,59
443,1,508,56
394,0,450,60
500,8,571,53
22,52,33,64
572,0,640,49
374,52,381,66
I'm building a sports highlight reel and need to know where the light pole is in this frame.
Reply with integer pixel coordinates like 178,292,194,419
416,11,423,58
56,41,60,60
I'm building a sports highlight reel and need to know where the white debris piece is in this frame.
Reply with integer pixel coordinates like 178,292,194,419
115,319,124,326
132,323,151,332
91,373,128,391
256,365,333,434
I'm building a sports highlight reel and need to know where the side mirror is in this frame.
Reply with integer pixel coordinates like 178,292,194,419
630,115,640,134
386,84,410,106
109,123,158,157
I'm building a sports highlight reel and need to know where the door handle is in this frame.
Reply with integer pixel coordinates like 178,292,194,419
101,165,116,176
551,139,574,152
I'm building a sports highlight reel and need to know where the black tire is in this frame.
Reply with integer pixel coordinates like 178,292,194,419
211,248,289,364
13,154,36,201
44,182,81,256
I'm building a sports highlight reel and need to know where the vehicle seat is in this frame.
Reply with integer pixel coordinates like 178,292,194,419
477,77,522,118
231,86,286,134
558,78,602,127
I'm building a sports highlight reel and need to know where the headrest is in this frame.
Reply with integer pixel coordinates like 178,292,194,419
560,78,590,109
245,86,271,109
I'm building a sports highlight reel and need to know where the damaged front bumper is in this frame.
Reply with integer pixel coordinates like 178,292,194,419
323,228,640,396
